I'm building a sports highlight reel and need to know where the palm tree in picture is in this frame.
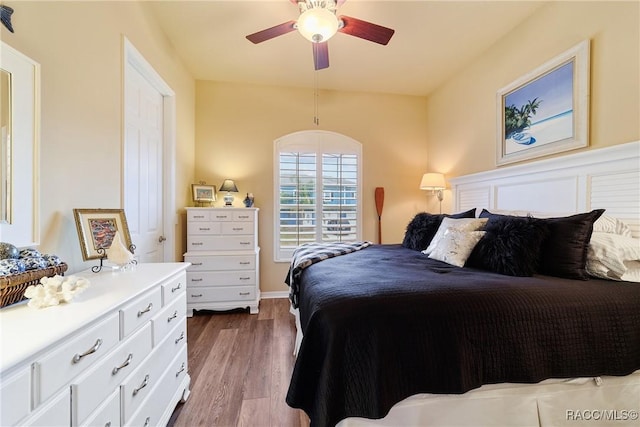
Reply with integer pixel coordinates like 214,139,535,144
504,97,542,141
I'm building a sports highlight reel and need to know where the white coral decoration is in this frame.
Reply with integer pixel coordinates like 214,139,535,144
23,275,90,309
106,231,135,267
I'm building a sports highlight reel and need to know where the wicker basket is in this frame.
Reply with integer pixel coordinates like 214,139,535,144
0,263,69,308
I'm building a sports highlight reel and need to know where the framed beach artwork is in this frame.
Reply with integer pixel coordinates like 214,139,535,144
73,208,132,260
497,40,590,166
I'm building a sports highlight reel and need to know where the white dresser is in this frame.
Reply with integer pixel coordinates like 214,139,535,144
0,263,191,427
183,207,260,316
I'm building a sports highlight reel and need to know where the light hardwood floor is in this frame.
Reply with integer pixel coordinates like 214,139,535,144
168,298,310,427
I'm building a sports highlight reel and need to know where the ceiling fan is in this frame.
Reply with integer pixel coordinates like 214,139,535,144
246,0,395,70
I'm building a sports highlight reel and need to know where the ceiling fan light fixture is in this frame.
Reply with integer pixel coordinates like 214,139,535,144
297,8,339,43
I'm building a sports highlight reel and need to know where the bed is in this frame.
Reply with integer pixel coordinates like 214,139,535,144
285,141,640,427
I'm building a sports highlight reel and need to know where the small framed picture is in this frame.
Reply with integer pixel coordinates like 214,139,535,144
192,184,216,203
73,208,133,260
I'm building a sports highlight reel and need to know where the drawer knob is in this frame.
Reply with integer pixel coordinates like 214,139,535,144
198,227,210,231
232,227,243,231
192,242,203,246
175,331,185,344
168,310,178,322
192,262,203,266
112,353,133,375
240,241,250,245
72,338,103,364
191,293,203,298
133,374,150,396
137,302,153,317
176,362,186,378
191,278,203,282
171,283,182,292
239,292,251,296
239,261,250,265
239,277,250,280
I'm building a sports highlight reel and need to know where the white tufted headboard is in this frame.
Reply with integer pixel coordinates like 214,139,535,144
450,141,640,238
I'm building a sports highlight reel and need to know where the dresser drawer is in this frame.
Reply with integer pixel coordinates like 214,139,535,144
23,387,70,427
128,346,188,427
187,221,221,235
187,235,255,251
35,312,120,405
79,388,120,427
233,211,254,221
187,271,255,287
120,287,162,338
0,367,30,426
161,271,186,305
185,254,255,271
187,210,211,221
121,320,186,423
221,221,254,235
71,322,152,425
152,293,186,346
188,286,256,303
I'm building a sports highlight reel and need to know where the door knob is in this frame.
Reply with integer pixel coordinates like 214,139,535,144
158,235,167,243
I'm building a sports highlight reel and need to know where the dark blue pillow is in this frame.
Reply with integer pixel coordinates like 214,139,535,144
466,213,549,276
402,208,476,251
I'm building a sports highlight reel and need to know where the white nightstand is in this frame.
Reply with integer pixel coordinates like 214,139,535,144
183,207,260,315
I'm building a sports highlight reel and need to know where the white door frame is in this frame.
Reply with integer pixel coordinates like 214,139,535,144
123,37,176,261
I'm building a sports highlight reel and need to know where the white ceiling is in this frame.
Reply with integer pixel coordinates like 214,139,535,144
146,0,547,96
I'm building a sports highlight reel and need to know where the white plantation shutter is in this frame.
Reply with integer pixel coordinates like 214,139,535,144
275,131,362,261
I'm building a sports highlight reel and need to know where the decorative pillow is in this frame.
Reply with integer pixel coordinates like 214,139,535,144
402,208,476,251
592,215,633,237
466,215,549,276
586,232,640,279
621,261,640,283
428,230,486,267
423,217,488,255
536,209,605,280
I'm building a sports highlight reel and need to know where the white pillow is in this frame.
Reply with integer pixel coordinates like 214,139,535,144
428,230,486,267
423,217,488,255
586,232,640,281
592,215,632,237
621,261,640,282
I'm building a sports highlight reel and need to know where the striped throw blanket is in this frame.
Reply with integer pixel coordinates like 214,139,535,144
286,241,372,308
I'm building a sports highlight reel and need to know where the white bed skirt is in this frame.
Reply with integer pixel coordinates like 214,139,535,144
291,307,639,427
337,371,640,427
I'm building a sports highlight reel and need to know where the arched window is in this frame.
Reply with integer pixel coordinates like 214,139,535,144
274,131,362,261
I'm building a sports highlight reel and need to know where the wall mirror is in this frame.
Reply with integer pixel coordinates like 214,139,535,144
0,42,40,247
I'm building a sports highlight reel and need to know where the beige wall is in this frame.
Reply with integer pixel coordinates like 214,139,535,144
425,1,639,213
195,81,428,292
1,1,195,272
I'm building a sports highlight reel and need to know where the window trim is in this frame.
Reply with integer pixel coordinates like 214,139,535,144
273,130,363,262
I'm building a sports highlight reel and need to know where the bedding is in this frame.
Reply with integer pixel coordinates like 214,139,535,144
286,244,640,427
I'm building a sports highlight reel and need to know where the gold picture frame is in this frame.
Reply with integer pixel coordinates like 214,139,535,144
73,208,133,261
192,184,216,203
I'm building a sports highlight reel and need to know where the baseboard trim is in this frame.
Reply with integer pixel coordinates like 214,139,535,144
261,291,289,299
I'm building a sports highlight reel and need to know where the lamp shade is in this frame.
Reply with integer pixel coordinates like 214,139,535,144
420,173,446,190
219,179,239,193
297,8,339,43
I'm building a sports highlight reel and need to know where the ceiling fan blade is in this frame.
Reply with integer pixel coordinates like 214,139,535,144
338,15,395,45
246,20,297,44
313,42,329,70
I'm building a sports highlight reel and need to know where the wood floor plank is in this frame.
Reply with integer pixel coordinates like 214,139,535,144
169,299,308,427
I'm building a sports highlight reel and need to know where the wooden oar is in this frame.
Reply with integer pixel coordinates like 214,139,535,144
375,187,385,244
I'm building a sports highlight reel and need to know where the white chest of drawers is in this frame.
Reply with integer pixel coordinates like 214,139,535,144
0,263,191,427
184,207,260,315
